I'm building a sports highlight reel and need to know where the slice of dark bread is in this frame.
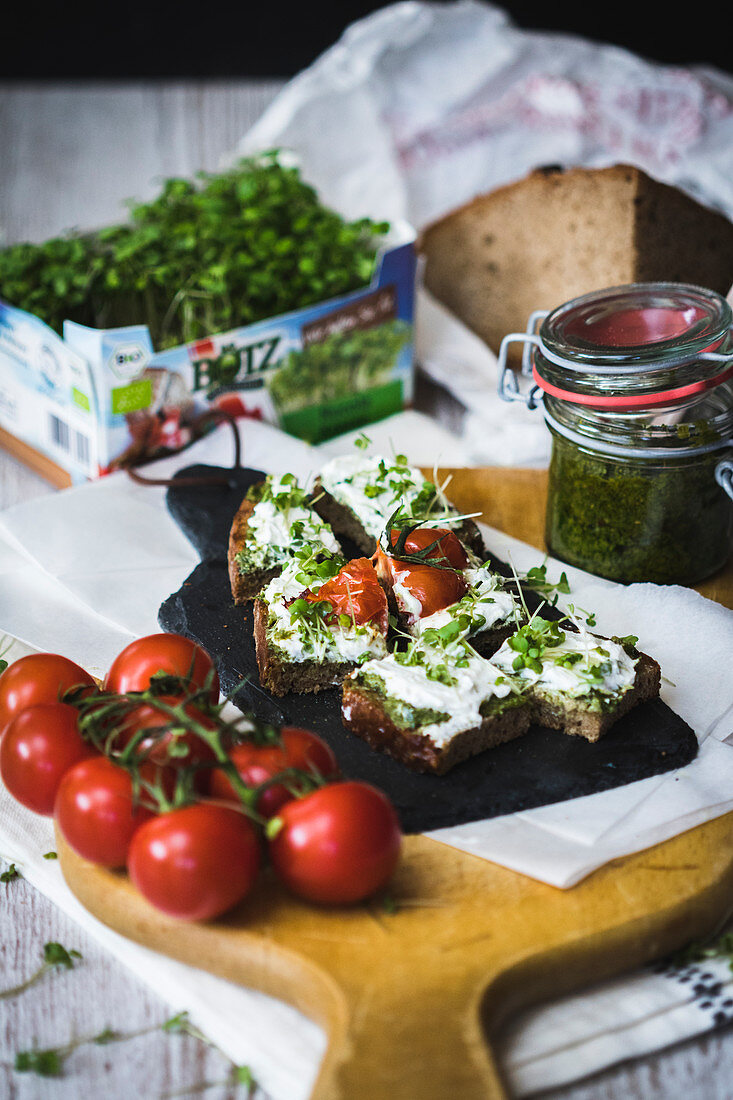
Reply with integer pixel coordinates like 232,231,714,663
312,480,486,559
311,483,377,555
419,163,733,366
529,649,661,743
469,621,519,659
228,497,280,604
254,597,357,696
342,678,530,774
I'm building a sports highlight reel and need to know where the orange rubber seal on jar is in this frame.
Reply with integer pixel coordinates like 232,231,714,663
532,357,733,409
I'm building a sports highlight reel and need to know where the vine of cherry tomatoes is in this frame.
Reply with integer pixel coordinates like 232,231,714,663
0,635,402,920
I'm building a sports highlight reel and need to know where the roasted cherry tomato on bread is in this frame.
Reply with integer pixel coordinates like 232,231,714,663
127,802,261,921
0,703,96,815
374,551,468,621
0,653,95,737
268,780,401,905
305,558,389,633
55,756,153,867
104,634,219,702
210,726,338,816
388,526,469,569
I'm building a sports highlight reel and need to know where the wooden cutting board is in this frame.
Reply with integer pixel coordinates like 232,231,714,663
57,466,733,1100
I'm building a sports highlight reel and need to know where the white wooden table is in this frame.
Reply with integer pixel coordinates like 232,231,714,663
1,80,732,1100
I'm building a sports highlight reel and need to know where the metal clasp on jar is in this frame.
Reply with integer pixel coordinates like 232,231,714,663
715,457,733,502
497,309,549,409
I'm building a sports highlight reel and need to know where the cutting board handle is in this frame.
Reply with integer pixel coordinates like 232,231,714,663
312,978,508,1100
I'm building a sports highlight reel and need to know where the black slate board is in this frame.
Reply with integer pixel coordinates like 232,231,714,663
159,463,698,834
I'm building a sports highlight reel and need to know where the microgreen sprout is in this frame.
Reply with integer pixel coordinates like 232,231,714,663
1,943,82,1001
511,561,571,606
0,151,388,352
507,617,566,674
14,1009,256,1090
378,508,479,573
1,862,20,883
670,928,733,972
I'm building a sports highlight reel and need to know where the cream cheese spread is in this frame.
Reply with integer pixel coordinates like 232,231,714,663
242,474,340,569
352,642,517,748
401,564,519,638
318,453,458,540
493,624,637,700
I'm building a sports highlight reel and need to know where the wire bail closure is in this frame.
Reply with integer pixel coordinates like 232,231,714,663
498,310,733,412
497,309,549,409
716,457,733,502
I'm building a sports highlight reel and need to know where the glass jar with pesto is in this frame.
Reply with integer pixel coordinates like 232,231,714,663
498,283,733,585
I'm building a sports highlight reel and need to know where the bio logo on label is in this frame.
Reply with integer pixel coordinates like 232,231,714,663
108,343,148,381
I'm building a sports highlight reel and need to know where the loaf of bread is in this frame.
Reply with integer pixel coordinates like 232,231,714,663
418,164,733,361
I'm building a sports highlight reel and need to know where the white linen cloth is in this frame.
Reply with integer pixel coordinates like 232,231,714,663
1,414,733,1097
235,1,733,230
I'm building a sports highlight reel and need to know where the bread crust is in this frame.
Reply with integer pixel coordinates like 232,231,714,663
227,495,280,605
342,681,530,774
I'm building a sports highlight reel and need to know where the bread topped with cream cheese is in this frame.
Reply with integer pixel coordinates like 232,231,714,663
313,450,485,558
342,634,531,774
253,552,390,696
225,447,662,774
228,473,341,604
491,617,661,743
371,523,521,657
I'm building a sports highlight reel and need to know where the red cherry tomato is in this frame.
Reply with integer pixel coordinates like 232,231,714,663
127,803,261,921
305,558,389,633
210,727,339,817
0,654,95,737
0,703,96,815
388,526,469,569
390,560,468,619
112,696,217,768
268,781,402,905
55,756,153,867
104,634,219,702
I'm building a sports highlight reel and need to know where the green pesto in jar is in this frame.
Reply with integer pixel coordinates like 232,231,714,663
545,431,733,585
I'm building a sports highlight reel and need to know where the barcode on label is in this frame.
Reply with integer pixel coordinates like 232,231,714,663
48,413,91,469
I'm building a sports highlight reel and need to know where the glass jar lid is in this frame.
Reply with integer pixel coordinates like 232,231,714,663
533,282,733,410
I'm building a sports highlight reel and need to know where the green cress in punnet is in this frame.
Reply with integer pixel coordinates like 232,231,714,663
498,282,733,585
0,153,388,347
0,151,417,483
